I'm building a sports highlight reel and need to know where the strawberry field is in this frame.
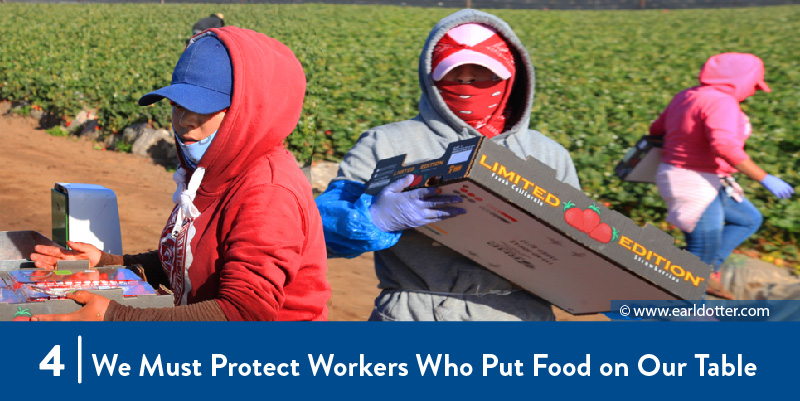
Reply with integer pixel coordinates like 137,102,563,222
1,4,798,267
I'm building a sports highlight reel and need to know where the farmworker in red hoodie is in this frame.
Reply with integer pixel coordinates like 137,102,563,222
315,9,580,321
650,52,794,297
29,27,331,321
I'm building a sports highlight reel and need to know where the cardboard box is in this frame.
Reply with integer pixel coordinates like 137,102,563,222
0,231,173,320
365,137,710,314
614,135,663,183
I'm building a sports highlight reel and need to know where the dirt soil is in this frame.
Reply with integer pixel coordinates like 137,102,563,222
0,102,603,321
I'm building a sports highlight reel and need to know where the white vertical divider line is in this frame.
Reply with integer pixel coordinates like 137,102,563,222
78,335,82,384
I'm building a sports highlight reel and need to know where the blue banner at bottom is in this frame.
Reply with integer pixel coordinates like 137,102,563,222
0,321,795,400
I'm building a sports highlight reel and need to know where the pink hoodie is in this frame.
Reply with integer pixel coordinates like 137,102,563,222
649,53,771,175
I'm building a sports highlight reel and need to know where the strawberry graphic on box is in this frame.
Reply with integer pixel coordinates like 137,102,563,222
589,223,617,243
563,201,584,231
409,174,424,187
582,204,601,233
11,306,32,321
563,202,619,243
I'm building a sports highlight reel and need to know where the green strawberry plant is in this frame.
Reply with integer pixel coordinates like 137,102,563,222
0,4,798,268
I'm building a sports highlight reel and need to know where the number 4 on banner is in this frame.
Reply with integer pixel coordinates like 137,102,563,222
40,345,66,377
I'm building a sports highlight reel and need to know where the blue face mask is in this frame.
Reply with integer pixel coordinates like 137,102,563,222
175,129,216,169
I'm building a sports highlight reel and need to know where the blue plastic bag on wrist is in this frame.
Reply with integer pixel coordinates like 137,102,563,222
316,180,401,258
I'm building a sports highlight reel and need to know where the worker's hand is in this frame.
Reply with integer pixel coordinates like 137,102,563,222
31,291,110,321
370,175,466,233
761,174,794,199
30,241,102,270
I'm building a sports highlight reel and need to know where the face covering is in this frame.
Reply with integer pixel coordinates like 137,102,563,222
175,129,216,170
436,78,511,138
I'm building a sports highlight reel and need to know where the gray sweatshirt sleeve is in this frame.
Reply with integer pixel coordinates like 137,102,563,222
550,145,581,190
335,130,395,184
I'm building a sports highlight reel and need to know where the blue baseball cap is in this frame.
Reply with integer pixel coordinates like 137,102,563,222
138,35,232,114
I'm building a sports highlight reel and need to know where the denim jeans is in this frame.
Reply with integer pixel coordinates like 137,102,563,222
683,188,763,271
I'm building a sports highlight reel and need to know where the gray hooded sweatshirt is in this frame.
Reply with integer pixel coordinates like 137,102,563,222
332,9,580,321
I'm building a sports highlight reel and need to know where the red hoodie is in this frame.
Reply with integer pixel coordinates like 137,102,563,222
649,53,770,175
157,27,330,321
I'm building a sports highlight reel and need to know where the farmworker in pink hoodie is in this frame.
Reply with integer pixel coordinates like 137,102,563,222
650,52,794,296
29,27,331,321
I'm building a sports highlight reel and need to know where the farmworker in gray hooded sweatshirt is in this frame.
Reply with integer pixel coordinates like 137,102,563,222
315,9,580,321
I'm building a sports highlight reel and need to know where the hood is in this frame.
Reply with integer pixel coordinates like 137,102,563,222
418,9,534,137
698,52,770,102
190,27,306,200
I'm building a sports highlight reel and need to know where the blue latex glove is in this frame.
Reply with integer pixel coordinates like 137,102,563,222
370,175,466,233
761,174,794,199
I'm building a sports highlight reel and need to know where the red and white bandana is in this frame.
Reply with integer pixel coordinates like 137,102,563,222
432,23,516,138
432,23,515,81
436,79,509,137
